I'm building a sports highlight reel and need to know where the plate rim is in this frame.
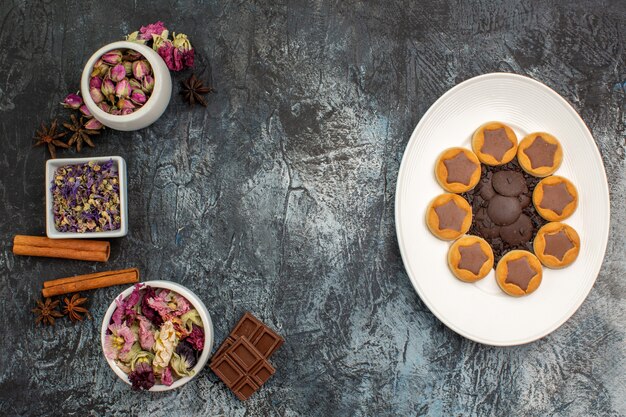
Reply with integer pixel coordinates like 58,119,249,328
394,72,611,346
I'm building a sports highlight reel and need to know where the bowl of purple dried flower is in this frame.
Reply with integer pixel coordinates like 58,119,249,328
81,41,172,131
101,281,213,391
45,156,128,238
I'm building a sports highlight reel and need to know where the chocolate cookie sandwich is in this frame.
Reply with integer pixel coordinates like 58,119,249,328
533,176,578,221
426,193,472,240
447,235,494,282
472,122,518,166
495,250,543,297
533,222,580,268
435,147,481,193
517,132,563,177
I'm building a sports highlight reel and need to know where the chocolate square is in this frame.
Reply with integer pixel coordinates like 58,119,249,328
211,336,235,364
232,376,260,401
231,312,264,341
230,337,262,372
250,360,275,386
251,327,284,358
210,355,245,388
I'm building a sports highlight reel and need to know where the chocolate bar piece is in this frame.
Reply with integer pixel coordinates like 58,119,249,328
211,312,284,365
210,337,276,400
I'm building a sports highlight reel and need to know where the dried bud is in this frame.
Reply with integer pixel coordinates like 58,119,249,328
101,49,123,65
117,98,136,110
131,89,147,105
121,108,134,115
123,61,133,76
110,108,122,115
125,31,147,45
98,102,111,112
90,59,108,77
90,87,104,104
84,118,104,129
132,60,151,79
172,33,192,52
90,76,103,89
142,75,155,93
129,78,142,89
61,93,83,109
101,78,115,97
124,49,143,61
115,79,131,98
79,104,92,117
110,64,126,82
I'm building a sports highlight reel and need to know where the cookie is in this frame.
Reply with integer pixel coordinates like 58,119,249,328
517,132,563,177
435,147,481,193
447,236,494,282
471,122,518,166
532,176,578,221
426,193,472,240
533,222,580,268
495,250,543,297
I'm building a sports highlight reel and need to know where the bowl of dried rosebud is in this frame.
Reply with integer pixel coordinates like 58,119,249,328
45,156,128,238
80,41,172,131
101,281,213,391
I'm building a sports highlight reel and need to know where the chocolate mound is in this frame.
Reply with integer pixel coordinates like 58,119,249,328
463,158,546,264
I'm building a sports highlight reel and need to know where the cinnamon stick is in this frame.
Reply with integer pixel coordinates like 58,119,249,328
42,268,139,297
13,235,110,262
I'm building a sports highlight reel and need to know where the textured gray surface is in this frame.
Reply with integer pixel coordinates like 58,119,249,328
0,0,624,416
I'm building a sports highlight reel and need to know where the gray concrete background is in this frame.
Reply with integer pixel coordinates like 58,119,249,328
0,1,624,416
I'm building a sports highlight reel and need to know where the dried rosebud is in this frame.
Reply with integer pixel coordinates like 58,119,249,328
90,59,108,77
157,41,182,71
84,118,103,129
142,75,154,93
129,78,142,89
98,102,111,112
110,108,122,115
101,50,122,65
115,79,131,98
130,89,147,105
123,61,133,76
117,98,136,110
124,49,143,61
90,87,104,104
132,60,151,79
121,108,134,115
139,21,168,41
101,78,115,98
110,64,126,82
61,93,83,109
79,104,92,117
172,33,192,52
90,76,103,89
125,31,147,45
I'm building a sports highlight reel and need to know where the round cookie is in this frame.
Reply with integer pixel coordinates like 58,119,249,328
471,122,518,166
532,176,578,221
517,132,563,177
533,222,580,268
495,250,543,297
426,193,472,240
447,236,494,282
435,147,481,193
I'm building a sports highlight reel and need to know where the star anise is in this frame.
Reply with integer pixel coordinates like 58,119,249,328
62,293,90,322
34,119,69,159
32,298,64,326
63,114,100,152
180,74,215,106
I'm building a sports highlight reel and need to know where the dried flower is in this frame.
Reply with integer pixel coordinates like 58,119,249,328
63,114,101,152
121,108,134,115
186,325,205,350
123,61,133,76
90,87,104,104
153,320,178,372
175,340,198,368
101,78,115,99
180,74,214,106
62,293,90,322
132,60,151,79
110,64,126,82
34,120,69,159
115,79,131,98
128,362,155,391
79,104,92,117
130,89,147,105
90,76,103,89
61,93,83,109
125,31,146,45
104,323,136,360
90,59,108,77
139,21,168,41
84,118,103,130
142,286,162,326
138,316,155,350
102,49,122,65
161,367,173,386
157,41,180,71
170,351,195,377
142,75,155,93
117,97,136,110
129,78,142,89
123,49,143,61
98,102,111,113
33,298,64,326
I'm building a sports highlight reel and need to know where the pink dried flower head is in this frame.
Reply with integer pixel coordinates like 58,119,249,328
98,102,111,113
132,60,151,79
186,324,205,351
157,41,184,71
121,108,134,115
84,118,103,130
104,323,136,360
89,87,104,104
139,21,168,41
142,75,155,93
115,79,131,98
161,366,173,386
183,48,194,68
79,104,92,117
101,49,122,65
89,76,103,89
61,93,83,109
138,316,155,350
117,98,136,110
130,89,147,105
110,64,126,82
128,362,155,391
101,78,115,97
123,61,133,76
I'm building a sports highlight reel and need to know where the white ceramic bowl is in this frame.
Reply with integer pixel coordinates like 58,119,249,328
80,41,172,131
101,280,214,391
45,156,128,239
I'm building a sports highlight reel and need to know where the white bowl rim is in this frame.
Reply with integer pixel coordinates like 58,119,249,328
81,40,165,122
45,155,128,239
100,280,214,392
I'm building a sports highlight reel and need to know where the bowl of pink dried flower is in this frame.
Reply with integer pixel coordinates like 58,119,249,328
101,281,213,391
81,40,172,131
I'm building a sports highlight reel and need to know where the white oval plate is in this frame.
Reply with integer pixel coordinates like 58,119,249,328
395,73,610,346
